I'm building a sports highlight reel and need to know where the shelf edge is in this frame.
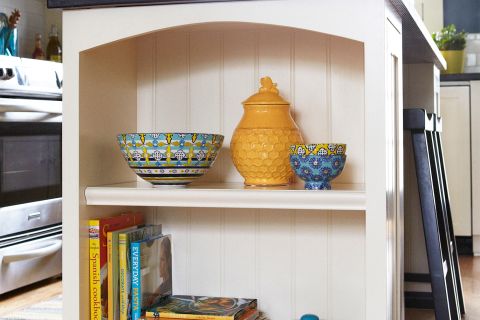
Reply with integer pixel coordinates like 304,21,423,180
85,187,366,211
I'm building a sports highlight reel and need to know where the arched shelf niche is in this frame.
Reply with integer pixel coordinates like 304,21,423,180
79,21,365,187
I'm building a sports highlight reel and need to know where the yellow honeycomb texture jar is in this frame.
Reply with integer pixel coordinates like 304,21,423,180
231,77,304,186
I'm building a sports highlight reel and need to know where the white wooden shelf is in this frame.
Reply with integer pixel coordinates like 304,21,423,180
85,181,366,211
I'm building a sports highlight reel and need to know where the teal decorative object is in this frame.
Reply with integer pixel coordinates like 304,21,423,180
0,9,20,56
300,315,319,320
117,132,224,186
290,143,347,190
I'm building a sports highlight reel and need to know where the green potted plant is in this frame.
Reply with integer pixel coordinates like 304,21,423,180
432,24,467,74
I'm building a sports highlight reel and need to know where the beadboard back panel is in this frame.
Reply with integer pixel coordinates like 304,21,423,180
137,24,365,185
137,24,367,320
155,208,365,320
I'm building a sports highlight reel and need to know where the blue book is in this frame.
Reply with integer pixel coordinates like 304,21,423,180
130,234,172,320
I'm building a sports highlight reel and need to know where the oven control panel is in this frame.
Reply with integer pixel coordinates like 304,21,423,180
0,55,62,99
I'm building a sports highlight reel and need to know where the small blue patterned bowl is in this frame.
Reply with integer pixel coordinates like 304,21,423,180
117,133,224,186
290,144,347,190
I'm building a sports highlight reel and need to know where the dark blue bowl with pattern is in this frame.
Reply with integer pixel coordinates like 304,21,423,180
117,133,224,186
289,143,347,190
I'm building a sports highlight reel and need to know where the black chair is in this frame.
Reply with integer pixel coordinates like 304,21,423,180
404,108,465,320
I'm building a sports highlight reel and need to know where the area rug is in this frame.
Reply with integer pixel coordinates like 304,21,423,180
0,295,62,320
0,295,271,320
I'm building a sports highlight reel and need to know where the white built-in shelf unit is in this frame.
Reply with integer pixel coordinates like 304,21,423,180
62,1,444,319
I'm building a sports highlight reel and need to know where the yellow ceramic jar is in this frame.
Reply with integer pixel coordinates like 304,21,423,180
231,77,304,186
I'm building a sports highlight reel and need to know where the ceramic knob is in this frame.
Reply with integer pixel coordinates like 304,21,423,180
300,314,320,320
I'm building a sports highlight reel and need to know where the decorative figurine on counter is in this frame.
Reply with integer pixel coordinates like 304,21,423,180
0,9,20,56
231,76,304,186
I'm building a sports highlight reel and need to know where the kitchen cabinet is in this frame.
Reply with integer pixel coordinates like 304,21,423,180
61,1,444,319
439,79,480,255
440,84,472,237
471,81,480,255
414,0,443,33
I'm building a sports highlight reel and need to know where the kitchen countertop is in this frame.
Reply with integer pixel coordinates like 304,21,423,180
47,0,252,8
441,73,480,81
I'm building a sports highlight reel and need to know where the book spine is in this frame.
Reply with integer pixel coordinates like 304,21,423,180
107,232,114,320
130,242,141,320
119,234,128,320
89,220,101,320
146,312,231,320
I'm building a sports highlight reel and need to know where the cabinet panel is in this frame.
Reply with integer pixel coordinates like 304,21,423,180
223,209,256,297
293,32,329,142
441,85,472,236
330,38,365,184
222,31,256,183
329,211,366,319
189,208,223,295
155,31,189,131
294,211,328,319
470,81,480,254
257,210,293,319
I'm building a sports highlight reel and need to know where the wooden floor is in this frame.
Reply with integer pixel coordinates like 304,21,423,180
0,276,62,317
0,257,477,319
406,256,480,319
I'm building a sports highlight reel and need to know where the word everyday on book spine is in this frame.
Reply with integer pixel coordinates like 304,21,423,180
131,234,172,320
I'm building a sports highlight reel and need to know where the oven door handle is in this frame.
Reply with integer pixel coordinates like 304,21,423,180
2,239,62,263
0,98,62,114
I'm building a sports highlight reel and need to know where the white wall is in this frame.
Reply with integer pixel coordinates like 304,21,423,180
0,0,61,58
414,0,443,33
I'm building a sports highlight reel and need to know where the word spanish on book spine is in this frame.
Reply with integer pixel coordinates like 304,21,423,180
145,295,257,320
89,212,145,320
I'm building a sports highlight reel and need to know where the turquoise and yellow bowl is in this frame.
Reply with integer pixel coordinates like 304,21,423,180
117,133,224,186
290,143,347,190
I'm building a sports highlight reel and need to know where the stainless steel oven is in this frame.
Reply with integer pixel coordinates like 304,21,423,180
0,56,62,294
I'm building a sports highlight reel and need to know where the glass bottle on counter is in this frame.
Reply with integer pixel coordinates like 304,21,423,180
46,24,62,62
32,33,45,60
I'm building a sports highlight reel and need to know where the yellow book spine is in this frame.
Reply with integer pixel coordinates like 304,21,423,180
89,220,101,320
119,233,128,320
107,232,114,320
147,312,231,320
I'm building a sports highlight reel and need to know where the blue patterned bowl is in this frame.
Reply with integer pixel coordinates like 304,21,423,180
117,133,224,186
290,144,347,190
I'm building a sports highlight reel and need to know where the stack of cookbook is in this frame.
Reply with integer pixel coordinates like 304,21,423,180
89,212,258,320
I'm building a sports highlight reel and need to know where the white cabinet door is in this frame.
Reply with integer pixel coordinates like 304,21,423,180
441,85,471,236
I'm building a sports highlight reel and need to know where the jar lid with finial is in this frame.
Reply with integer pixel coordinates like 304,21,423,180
243,76,290,105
